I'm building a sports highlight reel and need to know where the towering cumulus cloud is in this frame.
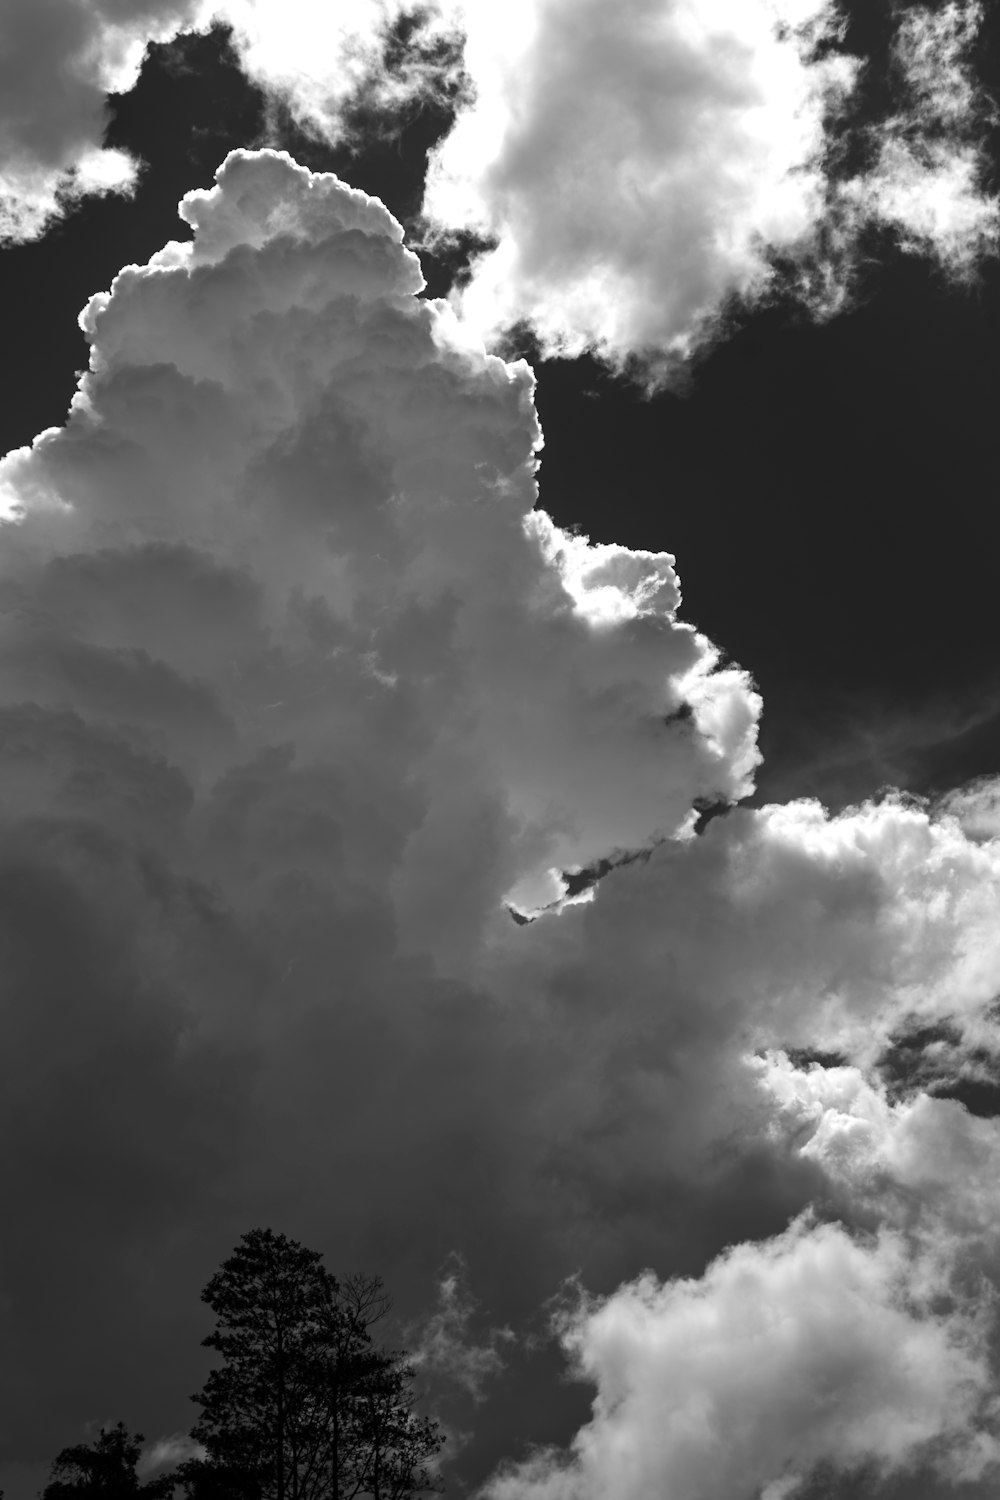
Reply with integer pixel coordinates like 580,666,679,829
0,147,756,1453
3,150,1000,1496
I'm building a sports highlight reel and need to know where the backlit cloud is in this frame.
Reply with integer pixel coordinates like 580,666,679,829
2,2,998,369
3,140,1000,1496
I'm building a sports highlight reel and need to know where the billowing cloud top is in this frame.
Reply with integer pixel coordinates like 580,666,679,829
1,148,759,933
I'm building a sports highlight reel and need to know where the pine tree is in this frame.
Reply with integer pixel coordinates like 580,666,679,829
186,1229,443,1500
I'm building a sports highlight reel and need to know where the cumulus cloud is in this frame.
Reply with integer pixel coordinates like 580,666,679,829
483,1049,1000,1500
0,146,759,1457
4,138,1000,1494
423,0,857,366
422,0,999,370
483,1217,999,1500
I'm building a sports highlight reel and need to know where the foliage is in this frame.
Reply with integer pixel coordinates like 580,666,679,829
40,1422,174,1500
185,1228,444,1500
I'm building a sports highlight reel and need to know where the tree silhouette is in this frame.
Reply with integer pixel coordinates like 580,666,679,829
40,1423,174,1500
185,1229,443,1500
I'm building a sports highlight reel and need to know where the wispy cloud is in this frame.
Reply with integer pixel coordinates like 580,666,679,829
407,1253,514,1403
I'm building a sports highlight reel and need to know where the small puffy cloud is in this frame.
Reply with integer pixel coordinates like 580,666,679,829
482,1215,1000,1500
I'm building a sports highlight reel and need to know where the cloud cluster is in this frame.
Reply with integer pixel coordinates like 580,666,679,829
482,1042,1000,1500
3,1,998,368
4,146,1000,1495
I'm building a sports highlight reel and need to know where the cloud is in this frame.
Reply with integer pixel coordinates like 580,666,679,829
842,2,998,274
0,0,457,245
4,140,1000,1493
421,0,999,371
423,0,858,368
0,146,758,1458
3,0,997,369
0,0,203,242
482,1214,999,1500
937,775,1000,842
138,1434,206,1474
483,1051,1000,1500
219,0,466,139
407,1254,514,1404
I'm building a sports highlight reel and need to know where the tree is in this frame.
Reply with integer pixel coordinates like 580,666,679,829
186,1229,443,1500
40,1423,174,1500
341,1356,444,1500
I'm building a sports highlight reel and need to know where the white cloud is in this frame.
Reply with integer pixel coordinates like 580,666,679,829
482,1047,1000,1500
937,775,1000,842
842,2,998,274
2,0,996,369
423,0,858,368
220,0,465,138
482,1216,999,1500
421,0,999,367
0,0,458,244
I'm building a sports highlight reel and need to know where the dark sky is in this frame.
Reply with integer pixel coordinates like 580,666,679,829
4,10,1000,1500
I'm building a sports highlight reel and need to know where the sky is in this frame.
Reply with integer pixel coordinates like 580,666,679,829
2,3,1000,1499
